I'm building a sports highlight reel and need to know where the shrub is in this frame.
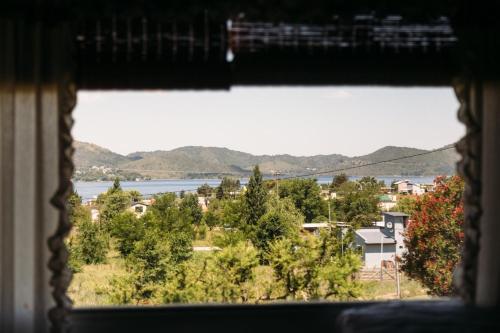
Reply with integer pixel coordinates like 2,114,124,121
401,176,464,296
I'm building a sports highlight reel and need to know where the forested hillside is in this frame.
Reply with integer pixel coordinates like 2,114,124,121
74,141,459,179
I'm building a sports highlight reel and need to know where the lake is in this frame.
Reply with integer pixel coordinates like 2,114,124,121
74,175,439,202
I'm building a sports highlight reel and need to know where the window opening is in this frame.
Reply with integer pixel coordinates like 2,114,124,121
67,87,463,306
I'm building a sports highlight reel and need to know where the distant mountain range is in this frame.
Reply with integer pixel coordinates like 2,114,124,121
73,141,459,180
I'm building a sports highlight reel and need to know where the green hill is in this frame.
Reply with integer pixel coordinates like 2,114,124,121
73,141,459,179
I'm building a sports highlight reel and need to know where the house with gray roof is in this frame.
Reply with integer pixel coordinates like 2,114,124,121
355,228,396,268
354,212,410,268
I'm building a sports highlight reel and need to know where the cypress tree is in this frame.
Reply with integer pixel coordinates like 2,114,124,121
216,185,224,200
244,165,267,228
112,177,122,193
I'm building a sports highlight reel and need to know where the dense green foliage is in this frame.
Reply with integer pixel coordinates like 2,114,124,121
401,176,464,296
392,196,418,215
243,166,268,233
216,177,241,199
254,197,303,253
331,178,381,227
330,173,349,191
278,178,326,223
67,191,108,270
70,167,422,305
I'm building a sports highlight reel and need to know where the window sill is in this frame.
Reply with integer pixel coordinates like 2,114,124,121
69,300,500,333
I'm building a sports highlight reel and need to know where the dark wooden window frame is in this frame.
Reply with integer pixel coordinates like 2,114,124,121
40,4,500,332
57,78,485,333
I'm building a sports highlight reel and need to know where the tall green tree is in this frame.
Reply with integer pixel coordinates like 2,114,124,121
111,177,122,193
278,178,325,223
332,181,380,227
216,177,241,199
72,218,108,265
110,212,145,257
357,176,381,193
179,193,203,226
197,183,213,198
266,233,361,301
391,196,417,215
244,165,267,232
330,173,349,191
253,197,303,253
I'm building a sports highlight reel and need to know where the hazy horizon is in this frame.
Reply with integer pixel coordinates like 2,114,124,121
76,139,455,159
74,87,463,156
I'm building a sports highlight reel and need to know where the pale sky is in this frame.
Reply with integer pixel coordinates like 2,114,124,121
73,87,463,157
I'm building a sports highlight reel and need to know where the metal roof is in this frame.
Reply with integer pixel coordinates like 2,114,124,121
356,228,396,245
302,223,331,229
383,212,409,217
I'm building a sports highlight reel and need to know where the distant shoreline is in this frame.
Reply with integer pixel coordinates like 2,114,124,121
73,174,448,183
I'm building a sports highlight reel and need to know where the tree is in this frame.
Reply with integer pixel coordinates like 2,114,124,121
266,233,361,301
253,197,303,253
216,177,241,199
179,193,203,226
98,190,131,224
278,178,325,223
401,176,464,296
129,190,142,203
330,173,349,191
243,166,267,232
111,177,122,193
110,212,145,257
72,218,108,265
332,181,380,227
216,185,224,200
150,193,191,234
392,196,418,215
210,242,259,302
357,176,381,193
128,229,173,300
197,183,213,198
202,210,219,230
167,231,193,264
161,242,259,304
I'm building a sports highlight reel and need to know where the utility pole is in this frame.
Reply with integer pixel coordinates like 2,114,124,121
341,225,344,256
328,200,331,223
395,259,401,298
273,170,281,199
380,233,384,281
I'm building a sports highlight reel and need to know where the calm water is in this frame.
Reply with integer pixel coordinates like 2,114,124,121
75,175,438,202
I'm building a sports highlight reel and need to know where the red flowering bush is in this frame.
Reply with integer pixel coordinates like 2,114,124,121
401,176,464,296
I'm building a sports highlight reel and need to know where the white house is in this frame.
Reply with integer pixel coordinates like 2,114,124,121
354,211,410,268
355,228,397,268
393,179,425,195
128,202,149,217
378,194,397,211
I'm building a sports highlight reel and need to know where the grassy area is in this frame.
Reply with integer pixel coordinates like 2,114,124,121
70,248,430,306
359,275,430,301
68,248,128,306
192,229,223,247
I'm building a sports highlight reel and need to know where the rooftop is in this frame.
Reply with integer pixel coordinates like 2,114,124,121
356,228,396,245
302,223,331,229
379,195,394,202
383,212,409,217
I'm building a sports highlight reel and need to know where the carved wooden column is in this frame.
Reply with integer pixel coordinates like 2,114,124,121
0,15,75,333
454,79,482,304
475,83,500,306
452,1,500,307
